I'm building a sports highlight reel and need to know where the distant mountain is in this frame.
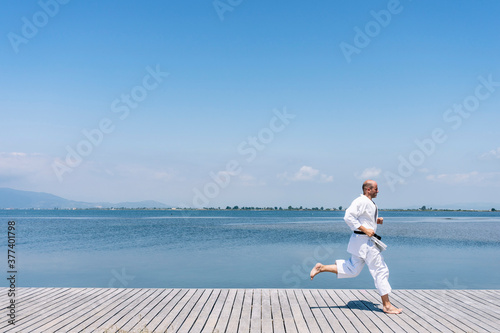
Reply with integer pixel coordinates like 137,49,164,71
0,188,171,209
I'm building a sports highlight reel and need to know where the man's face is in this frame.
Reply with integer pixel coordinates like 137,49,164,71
367,183,379,198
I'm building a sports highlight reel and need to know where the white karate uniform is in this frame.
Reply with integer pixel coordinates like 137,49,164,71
336,194,392,296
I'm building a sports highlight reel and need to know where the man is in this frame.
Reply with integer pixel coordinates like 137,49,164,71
310,180,402,314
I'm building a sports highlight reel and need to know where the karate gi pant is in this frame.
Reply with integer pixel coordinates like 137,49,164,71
336,236,392,296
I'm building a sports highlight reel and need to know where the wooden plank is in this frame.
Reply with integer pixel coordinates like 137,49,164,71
323,289,374,332
225,289,245,333
293,289,324,332
109,288,164,332
4,288,500,333
5,288,105,332
135,289,185,333
465,290,500,306
310,289,347,333
322,289,369,333
349,290,402,333
202,289,230,333
118,289,176,333
285,289,310,333
213,289,237,333
364,289,421,333
14,288,103,332
0,287,69,325
419,289,500,332
277,289,298,333
409,289,491,332
170,289,210,332
398,289,471,332
270,289,286,333
474,289,499,298
385,290,451,333
334,289,382,333
0,287,42,306
78,288,151,332
261,289,273,333
141,289,192,332
397,289,463,333
304,289,346,332
363,289,424,333
6,287,72,317
66,288,136,332
250,289,262,333
238,289,253,333
450,290,500,318
188,289,222,333
17,287,62,305
390,290,450,333
0,287,51,315
342,290,396,333
475,289,495,299
173,289,213,332
45,288,143,332
148,289,197,332
432,289,500,318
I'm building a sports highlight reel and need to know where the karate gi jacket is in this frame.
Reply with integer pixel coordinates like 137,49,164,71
344,194,379,258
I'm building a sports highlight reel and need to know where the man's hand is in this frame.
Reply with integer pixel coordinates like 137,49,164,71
364,229,375,237
377,217,384,224
358,226,375,237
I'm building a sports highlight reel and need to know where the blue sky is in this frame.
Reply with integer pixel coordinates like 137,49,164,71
1,0,499,208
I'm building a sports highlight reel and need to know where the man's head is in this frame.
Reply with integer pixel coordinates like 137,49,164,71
363,179,379,199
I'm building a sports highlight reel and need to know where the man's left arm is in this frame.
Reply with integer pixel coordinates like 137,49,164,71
377,217,383,224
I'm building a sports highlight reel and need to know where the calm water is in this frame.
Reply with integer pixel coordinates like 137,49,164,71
1,210,499,290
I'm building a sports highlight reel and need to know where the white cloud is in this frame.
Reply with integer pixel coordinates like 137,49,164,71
0,152,52,179
113,164,176,182
207,171,265,187
292,166,319,181
153,171,174,182
427,172,479,184
480,147,500,160
279,166,333,183
238,174,266,187
425,171,500,185
217,170,240,178
320,174,334,183
0,152,60,194
357,167,382,179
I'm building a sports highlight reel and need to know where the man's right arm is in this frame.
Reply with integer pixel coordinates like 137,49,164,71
358,225,375,237
344,197,375,237
344,198,363,230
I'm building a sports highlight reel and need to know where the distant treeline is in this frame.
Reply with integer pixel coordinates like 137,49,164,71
223,206,341,211
2,206,497,212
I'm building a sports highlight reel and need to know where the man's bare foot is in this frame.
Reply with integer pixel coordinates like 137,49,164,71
383,304,402,314
310,263,323,280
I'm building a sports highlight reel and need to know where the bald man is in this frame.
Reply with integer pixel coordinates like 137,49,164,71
310,180,402,314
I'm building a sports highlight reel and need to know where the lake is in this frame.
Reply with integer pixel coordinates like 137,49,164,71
2,209,499,290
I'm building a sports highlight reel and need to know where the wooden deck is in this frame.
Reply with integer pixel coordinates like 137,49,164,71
1,288,499,332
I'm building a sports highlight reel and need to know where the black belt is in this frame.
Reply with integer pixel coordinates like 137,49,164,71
354,230,381,240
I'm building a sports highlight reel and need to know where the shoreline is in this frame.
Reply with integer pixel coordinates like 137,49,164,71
1,207,498,212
